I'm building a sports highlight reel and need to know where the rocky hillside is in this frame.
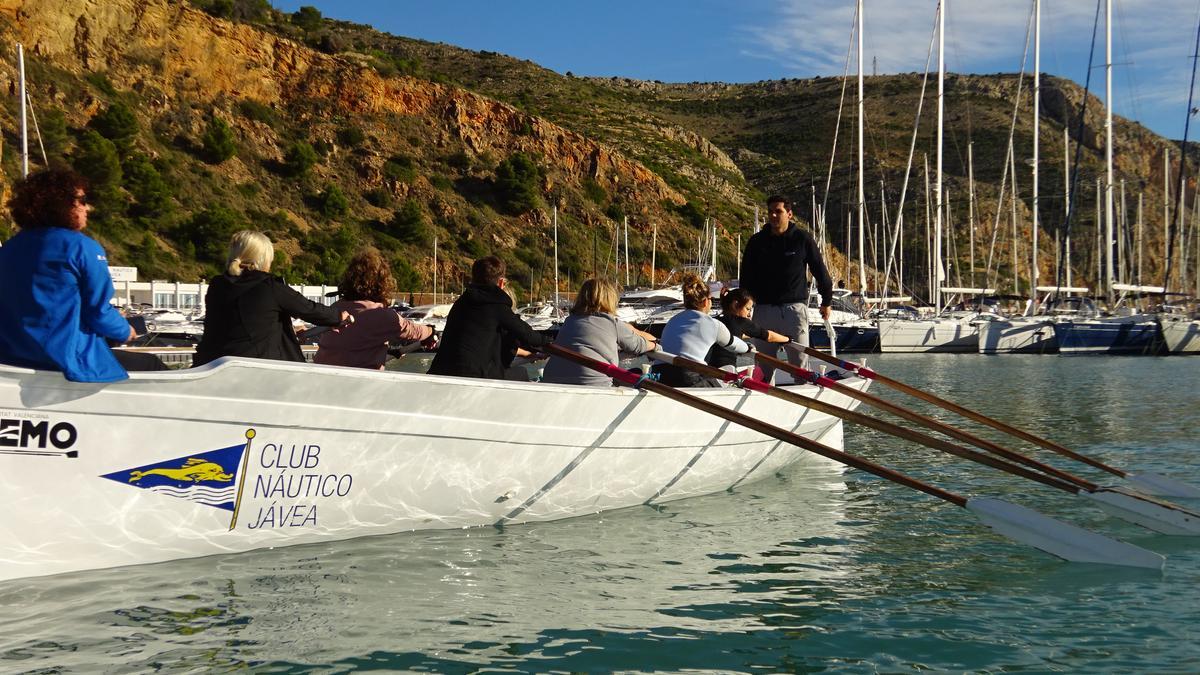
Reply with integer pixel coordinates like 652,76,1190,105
0,0,1192,302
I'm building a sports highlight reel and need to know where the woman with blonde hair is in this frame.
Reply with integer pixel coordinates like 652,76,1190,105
315,247,436,369
194,230,349,366
541,278,656,386
653,273,750,387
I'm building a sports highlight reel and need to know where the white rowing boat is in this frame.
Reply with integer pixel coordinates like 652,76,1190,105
0,357,866,582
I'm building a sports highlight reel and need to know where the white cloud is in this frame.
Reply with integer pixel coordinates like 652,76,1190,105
740,0,1200,135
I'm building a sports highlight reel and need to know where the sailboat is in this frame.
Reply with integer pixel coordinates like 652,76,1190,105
1051,0,1167,355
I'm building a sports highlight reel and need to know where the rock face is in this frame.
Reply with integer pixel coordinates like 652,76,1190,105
0,0,684,207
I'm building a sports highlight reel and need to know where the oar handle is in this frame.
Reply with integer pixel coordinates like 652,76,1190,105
544,343,968,507
653,351,1083,495
758,350,1100,492
799,345,1128,478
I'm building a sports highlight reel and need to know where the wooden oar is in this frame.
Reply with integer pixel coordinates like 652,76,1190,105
661,351,1200,536
797,345,1200,498
543,344,1164,568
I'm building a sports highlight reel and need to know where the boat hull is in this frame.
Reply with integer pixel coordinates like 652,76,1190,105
0,358,862,581
977,318,1058,354
809,322,880,353
878,319,981,353
1052,318,1163,355
1160,316,1200,354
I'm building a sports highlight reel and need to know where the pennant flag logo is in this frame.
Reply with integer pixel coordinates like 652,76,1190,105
101,439,250,512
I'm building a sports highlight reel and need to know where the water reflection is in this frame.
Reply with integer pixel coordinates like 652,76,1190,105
2,356,1198,672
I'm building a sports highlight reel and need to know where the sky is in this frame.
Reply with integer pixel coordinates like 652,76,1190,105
272,0,1200,141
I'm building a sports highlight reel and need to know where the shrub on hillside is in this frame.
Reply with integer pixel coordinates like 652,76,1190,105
581,177,606,204
200,115,237,163
388,199,431,246
291,5,322,32
363,187,392,208
282,141,318,176
382,154,417,183
315,183,349,219
337,125,367,148
72,130,123,212
237,99,280,128
89,102,138,153
38,109,71,157
176,206,243,268
123,154,173,219
494,152,542,214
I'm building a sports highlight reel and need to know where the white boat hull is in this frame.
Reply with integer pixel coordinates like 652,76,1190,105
977,318,1058,354
878,318,982,353
1161,316,1200,354
0,358,863,581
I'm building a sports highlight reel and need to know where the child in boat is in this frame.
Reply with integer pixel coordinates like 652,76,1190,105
427,255,550,380
711,287,791,377
194,231,350,366
315,247,438,369
653,274,751,387
0,169,136,382
542,278,658,386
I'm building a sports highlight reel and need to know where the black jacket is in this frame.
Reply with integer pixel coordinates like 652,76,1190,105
740,224,834,306
427,283,550,379
194,271,341,366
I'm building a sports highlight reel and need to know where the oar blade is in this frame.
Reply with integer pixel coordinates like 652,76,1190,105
1123,472,1200,499
1084,488,1200,536
965,497,1164,570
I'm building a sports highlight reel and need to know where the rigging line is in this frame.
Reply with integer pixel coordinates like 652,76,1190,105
1112,0,1145,126
879,2,939,303
820,3,859,217
1056,0,1104,290
1165,2,1200,291
984,1,1036,293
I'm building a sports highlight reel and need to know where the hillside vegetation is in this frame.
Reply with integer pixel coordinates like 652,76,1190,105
0,0,1192,302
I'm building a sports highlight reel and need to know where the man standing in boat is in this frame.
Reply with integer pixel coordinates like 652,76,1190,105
739,195,833,377
428,255,549,380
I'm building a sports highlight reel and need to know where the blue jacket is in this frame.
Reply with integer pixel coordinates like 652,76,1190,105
0,227,131,382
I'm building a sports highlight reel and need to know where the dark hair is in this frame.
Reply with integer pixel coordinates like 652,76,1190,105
720,287,754,314
766,195,791,212
340,247,396,303
681,273,710,310
471,255,505,286
8,168,89,230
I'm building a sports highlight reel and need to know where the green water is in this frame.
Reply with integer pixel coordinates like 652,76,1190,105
2,355,1199,672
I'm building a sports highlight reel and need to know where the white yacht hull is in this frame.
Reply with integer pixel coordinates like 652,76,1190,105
1160,316,1200,354
878,318,982,353
977,318,1058,354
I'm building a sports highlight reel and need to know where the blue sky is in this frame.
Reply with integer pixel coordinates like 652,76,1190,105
272,1,1200,141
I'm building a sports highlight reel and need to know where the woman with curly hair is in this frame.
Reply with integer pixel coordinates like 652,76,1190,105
315,247,436,369
0,168,136,382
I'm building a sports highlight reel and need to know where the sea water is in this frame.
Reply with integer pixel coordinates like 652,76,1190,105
2,355,1198,672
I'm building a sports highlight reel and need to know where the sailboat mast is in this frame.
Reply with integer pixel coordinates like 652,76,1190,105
553,206,560,308
651,224,657,287
433,236,438,304
1064,128,1072,288
1031,0,1040,307
968,142,976,289
934,0,945,312
857,0,867,293
17,43,29,178
623,216,630,287
1104,0,1115,301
